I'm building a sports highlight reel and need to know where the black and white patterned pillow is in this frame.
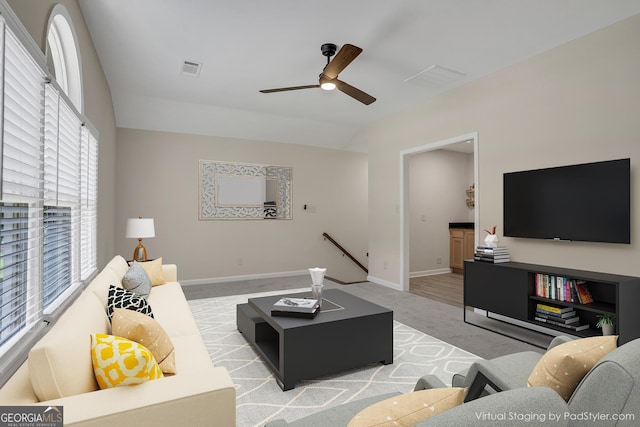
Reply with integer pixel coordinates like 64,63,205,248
107,285,154,322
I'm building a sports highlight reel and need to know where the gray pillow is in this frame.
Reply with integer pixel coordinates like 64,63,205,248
121,261,152,298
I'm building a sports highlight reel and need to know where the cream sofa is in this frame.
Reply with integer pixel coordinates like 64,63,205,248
0,255,236,426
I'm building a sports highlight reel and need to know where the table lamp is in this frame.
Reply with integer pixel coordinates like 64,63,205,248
126,217,155,261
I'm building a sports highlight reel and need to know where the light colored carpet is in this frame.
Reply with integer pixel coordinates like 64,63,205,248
188,289,481,427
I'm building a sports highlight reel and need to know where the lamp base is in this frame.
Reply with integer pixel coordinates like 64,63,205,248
132,240,148,262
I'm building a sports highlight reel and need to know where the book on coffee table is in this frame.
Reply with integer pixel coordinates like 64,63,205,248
272,297,319,313
271,308,319,319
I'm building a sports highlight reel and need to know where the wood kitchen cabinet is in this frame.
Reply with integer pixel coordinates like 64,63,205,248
450,227,475,274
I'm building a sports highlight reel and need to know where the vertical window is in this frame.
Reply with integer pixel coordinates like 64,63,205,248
0,22,45,350
46,5,82,112
43,84,82,310
0,6,98,365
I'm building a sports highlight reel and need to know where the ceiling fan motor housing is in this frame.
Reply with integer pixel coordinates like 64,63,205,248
321,43,337,58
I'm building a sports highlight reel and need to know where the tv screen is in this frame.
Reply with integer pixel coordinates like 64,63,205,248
503,158,630,244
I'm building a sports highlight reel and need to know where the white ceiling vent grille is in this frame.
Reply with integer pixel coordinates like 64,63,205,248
405,65,465,88
181,60,202,77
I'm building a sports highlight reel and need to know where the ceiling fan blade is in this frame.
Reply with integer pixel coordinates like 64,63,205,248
323,44,362,79
335,79,376,105
260,84,319,93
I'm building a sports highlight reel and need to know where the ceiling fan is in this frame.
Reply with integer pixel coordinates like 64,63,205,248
259,43,376,105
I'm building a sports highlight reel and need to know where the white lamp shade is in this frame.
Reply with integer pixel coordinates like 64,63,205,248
125,218,155,239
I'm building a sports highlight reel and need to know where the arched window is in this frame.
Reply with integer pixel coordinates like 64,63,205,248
46,4,82,111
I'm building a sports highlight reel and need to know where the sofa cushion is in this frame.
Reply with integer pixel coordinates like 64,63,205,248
122,261,152,298
111,308,176,374
104,255,130,279
85,267,123,308
138,258,166,286
29,292,109,401
348,388,465,427
107,285,154,322
91,333,163,389
527,335,617,401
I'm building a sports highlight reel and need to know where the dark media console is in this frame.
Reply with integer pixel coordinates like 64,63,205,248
464,260,640,345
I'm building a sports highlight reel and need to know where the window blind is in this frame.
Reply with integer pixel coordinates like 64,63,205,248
42,83,82,309
0,203,31,346
1,26,45,200
80,126,97,280
0,22,45,349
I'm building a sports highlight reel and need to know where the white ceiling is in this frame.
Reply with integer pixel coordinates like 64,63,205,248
78,1,640,152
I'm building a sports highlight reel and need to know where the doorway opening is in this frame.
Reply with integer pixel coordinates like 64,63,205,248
399,132,479,294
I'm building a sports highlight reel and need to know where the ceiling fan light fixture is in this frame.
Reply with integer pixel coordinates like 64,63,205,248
320,81,336,91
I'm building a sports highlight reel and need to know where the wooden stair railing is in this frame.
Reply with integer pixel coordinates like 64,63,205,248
322,232,368,285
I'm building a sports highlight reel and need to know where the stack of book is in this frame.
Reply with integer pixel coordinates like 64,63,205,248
534,303,589,332
271,297,320,319
474,246,510,263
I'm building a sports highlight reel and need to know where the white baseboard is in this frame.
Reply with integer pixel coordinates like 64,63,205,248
409,268,452,278
367,275,402,291
181,270,308,286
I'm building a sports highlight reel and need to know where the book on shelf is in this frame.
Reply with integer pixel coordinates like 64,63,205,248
474,253,510,260
473,255,510,263
475,246,510,254
534,311,579,324
534,316,590,331
575,280,594,304
272,297,320,314
536,303,573,314
535,307,577,319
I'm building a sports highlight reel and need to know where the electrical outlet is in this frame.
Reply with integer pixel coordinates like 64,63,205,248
383,261,388,270
436,257,442,265
237,258,244,266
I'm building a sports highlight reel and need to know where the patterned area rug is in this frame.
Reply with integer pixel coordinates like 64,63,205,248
188,289,481,427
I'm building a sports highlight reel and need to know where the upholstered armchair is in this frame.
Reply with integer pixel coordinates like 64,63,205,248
265,336,640,427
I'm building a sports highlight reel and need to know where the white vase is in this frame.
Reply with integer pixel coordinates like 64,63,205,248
484,234,499,248
308,267,326,286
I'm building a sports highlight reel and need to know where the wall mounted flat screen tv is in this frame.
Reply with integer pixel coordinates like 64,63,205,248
503,158,630,244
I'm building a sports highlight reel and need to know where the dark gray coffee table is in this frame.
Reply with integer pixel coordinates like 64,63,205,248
237,289,393,390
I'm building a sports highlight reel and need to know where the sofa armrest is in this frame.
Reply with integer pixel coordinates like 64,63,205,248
414,375,447,391
461,359,523,402
41,366,234,427
418,386,570,427
162,264,177,282
547,335,576,350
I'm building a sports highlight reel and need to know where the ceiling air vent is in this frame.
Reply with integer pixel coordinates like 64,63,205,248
405,65,465,88
181,60,202,77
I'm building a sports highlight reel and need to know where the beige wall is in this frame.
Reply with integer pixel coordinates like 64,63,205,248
361,14,640,285
8,0,117,268
115,128,368,283
409,150,474,274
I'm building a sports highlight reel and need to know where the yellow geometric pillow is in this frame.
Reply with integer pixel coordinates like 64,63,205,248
527,335,617,401
111,308,176,374
348,388,465,427
138,257,166,286
91,333,163,389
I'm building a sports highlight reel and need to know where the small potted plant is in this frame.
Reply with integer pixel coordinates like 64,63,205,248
596,314,616,336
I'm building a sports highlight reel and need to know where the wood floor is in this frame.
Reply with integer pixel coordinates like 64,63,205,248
410,273,463,308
